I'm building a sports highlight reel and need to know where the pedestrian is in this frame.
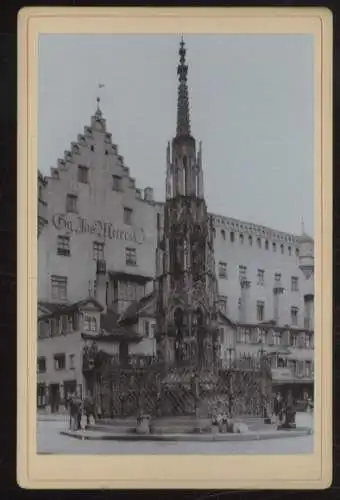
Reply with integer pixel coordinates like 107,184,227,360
68,392,78,431
83,391,95,426
273,392,283,426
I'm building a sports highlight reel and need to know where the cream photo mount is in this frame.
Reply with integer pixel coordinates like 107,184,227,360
17,6,333,490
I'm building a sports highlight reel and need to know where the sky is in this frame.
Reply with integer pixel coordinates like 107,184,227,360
38,34,314,236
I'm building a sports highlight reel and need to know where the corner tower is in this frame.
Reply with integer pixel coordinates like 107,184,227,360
156,38,219,370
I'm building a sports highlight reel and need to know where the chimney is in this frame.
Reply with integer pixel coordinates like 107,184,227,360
95,259,107,313
240,279,251,323
273,284,284,325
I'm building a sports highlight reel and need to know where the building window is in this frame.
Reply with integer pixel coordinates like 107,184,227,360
291,307,299,326
84,315,97,332
37,357,46,373
291,334,298,347
218,295,228,314
230,231,235,242
257,269,265,286
257,237,261,248
124,207,133,225
77,165,89,183
238,265,247,282
256,301,265,322
54,353,66,371
93,241,104,261
51,275,67,301
238,298,242,310
280,244,284,254
265,240,269,250
274,272,282,284
288,246,292,256
57,235,70,256
272,242,277,252
126,247,137,266
305,334,311,348
66,194,78,213
295,248,300,257
90,145,95,151
291,276,299,291
144,320,150,337
248,235,253,246
239,233,244,244
69,354,75,370
112,175,122,191
273,331,281,346
221,229,226,241
150,323,156,338
218,261,227,279
305,361,311,377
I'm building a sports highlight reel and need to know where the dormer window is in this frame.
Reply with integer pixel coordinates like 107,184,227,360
83,314,97,332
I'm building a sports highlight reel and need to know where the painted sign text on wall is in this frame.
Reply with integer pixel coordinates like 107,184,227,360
52,213,145,244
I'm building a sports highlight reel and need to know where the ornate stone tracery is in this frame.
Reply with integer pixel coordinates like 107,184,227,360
155,38,219,371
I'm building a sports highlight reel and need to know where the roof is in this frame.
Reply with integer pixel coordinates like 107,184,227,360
218,311,236,327
98,309,143,342
297,232,314,244
38,297,104,320
82,329,142,343
108,271,153,284
118,291,156,325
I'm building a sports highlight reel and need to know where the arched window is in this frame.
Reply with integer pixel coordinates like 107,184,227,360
288,246,292,256
221,229,226,241
265,240,269,250
239,233,244,244
174,308,184,328
196,307,204,326
248,235,253,246
295,248,300,257
273,242,277,252
230,231,235,242
257,237,261,248
280,244,284,254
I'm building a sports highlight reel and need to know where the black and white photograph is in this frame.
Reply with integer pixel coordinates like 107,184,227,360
34,30,319,457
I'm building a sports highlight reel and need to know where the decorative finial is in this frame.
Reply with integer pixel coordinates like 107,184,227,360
95,84,105,118
176,36,191,137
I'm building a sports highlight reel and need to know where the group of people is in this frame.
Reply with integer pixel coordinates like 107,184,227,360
68,392,98,431
272,391,296,428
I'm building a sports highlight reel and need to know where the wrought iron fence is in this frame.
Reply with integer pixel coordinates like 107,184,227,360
84,345,272,420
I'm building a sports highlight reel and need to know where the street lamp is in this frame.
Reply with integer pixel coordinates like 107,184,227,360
258,341,268,421
226,347,234,417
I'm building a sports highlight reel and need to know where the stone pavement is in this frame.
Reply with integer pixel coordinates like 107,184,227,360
37,417,314,454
